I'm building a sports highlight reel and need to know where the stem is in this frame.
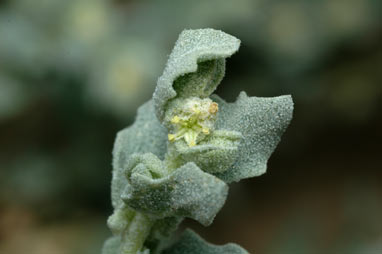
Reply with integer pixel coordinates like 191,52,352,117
120,212,154,254
118,144,182,253
164,144,185,173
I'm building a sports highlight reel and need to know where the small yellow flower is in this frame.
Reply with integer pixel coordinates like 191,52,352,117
171,116,180,124
167,97,218,147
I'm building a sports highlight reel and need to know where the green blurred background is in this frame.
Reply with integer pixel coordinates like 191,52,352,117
0,0,381,253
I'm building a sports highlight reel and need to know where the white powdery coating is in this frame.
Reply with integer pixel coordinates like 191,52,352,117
123,158,228,226
111,100,167,209
102,236,120,254
107,28,294,254
213,92,294,183
182,97,215,123
173,130,242,174
153,28,240,122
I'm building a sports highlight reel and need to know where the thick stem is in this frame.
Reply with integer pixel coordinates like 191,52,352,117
120,212,154,254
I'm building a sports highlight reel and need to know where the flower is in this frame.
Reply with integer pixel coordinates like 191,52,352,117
168,97,218,147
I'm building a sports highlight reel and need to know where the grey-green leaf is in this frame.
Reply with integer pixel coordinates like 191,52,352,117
162,229,249,254
213,92,294,183
102,236,120,254
122,155,228,226
173,130,242,174
111,100,167,209
146,216,183,253
153,28,240,122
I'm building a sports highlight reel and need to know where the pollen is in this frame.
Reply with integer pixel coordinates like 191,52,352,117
209,102,218,114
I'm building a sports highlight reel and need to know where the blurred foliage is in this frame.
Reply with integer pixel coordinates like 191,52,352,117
0,0,381,253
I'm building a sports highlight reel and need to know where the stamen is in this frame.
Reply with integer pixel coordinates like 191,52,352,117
171,116,180,124
168,134,175,141
209,102,218,114
202,128,210,134
168,97,218,147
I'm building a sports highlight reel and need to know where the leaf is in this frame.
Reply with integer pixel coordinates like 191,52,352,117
107,206,136,235
107,208,183,254
145,216,184,253
212,92,294,183
173,130,242,173
102,236,150,254
162,229,249,254
102,236,120,254
111,100,167,209
122,154,228,226
153,28,240,123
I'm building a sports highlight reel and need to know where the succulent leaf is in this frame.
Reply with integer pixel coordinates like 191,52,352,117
107,206,136,235
145,216,184,253
122,154,228,226
112,100,167,209
153,28,240,122
212,92,294,182
173,130,242,173
102,236,120,254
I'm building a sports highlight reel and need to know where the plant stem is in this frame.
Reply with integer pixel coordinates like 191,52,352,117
120,212,154,254
120,147,181,253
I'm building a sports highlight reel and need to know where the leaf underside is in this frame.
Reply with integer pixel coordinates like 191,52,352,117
153,28,240,122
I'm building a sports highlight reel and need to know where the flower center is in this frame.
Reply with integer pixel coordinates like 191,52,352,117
168,97,218,147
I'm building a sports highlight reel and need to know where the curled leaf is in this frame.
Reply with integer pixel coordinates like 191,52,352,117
173,130,242,173
122,154,228,226
107,206,135,235
212,92,294,182
112,100,167,209
153,28,240,122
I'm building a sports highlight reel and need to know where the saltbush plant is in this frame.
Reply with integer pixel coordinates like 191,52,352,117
102,29,293,254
